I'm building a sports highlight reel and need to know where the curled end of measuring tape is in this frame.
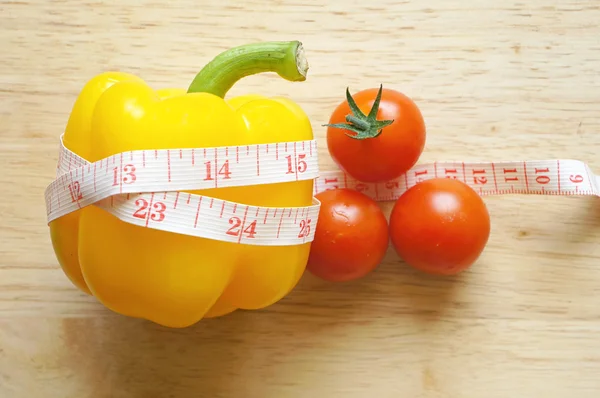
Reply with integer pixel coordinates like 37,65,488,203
45,135,323,246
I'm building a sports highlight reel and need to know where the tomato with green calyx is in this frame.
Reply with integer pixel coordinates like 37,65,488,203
389,178,491,276
307,188,389,282
324,84,426,183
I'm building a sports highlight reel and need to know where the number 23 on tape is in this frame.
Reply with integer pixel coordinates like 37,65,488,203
45,135,322,246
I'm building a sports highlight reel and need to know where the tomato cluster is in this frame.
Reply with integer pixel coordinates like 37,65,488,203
307,85,491,282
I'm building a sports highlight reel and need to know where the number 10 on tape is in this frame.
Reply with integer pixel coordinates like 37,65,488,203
45,136,322,246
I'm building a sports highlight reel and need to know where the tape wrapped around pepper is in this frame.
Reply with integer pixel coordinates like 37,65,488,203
48,41,315,328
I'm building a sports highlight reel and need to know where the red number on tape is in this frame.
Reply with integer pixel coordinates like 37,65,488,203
570,174,584,183
286,154,307,174
204,159,232,181
535,167,551,185
324,177,339,190
444,168,458,180
133,198,166,222
472,169,488,185
503,168,519,183
355,183,369,193
298,218,312,238
385,180,399,189
68,181,82,202
112,164,137,186
414,169,428,183
226,216,258,239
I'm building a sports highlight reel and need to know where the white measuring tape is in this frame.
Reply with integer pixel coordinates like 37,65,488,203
45,134,600,247
315,158,600,200
44,135,322,246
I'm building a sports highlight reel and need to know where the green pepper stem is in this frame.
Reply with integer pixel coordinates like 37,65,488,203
187,41,309,97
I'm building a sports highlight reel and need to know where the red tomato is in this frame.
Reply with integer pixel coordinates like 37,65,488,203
307,188,389,282
389,178,491,275
325,85,426,183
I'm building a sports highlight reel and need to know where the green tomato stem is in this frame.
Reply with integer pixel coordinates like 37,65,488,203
324,84,395,140
187,41,309,97
345,115,369,130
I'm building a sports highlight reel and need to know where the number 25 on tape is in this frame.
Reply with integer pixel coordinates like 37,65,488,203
298,218,311,238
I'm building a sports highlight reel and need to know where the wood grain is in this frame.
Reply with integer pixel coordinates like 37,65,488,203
2,0,600,397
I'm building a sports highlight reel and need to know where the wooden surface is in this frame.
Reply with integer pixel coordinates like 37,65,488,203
2,1,600,397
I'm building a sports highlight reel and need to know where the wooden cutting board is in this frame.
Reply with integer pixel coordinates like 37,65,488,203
1,1,600,397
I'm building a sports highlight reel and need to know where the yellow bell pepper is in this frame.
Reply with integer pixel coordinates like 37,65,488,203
48,41,315,328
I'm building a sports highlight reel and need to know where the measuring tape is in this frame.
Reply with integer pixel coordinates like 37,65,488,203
45,134,600,246
45,135,322,246
314,159,600,200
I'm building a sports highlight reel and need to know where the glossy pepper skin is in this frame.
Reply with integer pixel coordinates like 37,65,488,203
48,41,314,328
